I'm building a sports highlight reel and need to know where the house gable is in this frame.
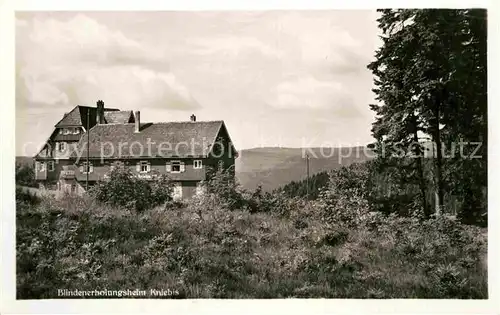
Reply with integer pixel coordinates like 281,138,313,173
209,121,238,158
54,105,121,128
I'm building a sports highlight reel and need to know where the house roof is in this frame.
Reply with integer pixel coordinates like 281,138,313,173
72,120,236,159
54,105,120,127
104,111,134,124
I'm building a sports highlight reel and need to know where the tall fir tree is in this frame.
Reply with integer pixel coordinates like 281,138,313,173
368,9,487,223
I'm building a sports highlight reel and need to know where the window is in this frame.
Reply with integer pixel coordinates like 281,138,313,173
59,142,66,151
47,161,55,172
171,161,181,173
36,162,46,172
72,128,80,134
71,183,77,193
194,160,202,169
137,161,151,173
62,129,70,135
80,162,93,174
166,161,185,173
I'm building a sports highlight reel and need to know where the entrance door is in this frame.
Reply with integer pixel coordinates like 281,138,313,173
172,182,182,201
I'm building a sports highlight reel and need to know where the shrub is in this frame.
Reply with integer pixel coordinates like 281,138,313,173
16,187,41,208
89,166,172,212
317,164,370,227
16,162,37,187
204,163,245,211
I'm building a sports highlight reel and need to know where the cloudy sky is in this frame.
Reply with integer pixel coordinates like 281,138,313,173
16,11,381,156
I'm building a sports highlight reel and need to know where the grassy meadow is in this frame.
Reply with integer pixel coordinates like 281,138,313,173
16,180,487,299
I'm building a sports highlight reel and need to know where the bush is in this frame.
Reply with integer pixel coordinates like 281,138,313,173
203,163,246,211
245,186,304,216
16,164,487,299
317,164,371,227
89,167,172,212
16,187,41,208
16,194,487,299
16,162,37,187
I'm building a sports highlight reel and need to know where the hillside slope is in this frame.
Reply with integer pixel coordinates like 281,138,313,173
235,147,373,191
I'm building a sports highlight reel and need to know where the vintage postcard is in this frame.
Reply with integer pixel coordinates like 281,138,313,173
1,1,497,314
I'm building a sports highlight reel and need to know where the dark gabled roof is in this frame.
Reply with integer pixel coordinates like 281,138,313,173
104,111,134,124
34,129,58,158
54,106,82,127
72,121,236,159
54,105,120,127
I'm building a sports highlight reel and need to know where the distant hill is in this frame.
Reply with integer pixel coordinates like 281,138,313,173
235,146,374,191
16,156,34,167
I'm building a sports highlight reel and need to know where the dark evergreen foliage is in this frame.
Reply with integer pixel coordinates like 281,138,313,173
275,171,330,200
15,162,37,188
368,9,487,224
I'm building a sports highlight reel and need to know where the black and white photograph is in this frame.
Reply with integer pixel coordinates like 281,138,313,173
1,1,497,313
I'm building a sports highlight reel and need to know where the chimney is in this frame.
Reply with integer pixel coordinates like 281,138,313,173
96,100,105,124
190,114,196,122
134,111,140,133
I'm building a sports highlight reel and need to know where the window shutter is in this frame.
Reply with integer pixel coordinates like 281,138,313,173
180,161,185,172
147,163,151,172
90,164,94,173
166,162,171,172
136,163,141,172
79,165,83,173
55,142,59,151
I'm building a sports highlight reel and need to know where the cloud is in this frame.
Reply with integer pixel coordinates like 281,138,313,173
24,14,164,68
15,11,379,156
16,14,198,110
269,75,358,115
266,12,367,73
60,66,200,110
187,35,282,58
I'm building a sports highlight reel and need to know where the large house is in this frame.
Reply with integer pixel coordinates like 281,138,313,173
34,100,237,199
